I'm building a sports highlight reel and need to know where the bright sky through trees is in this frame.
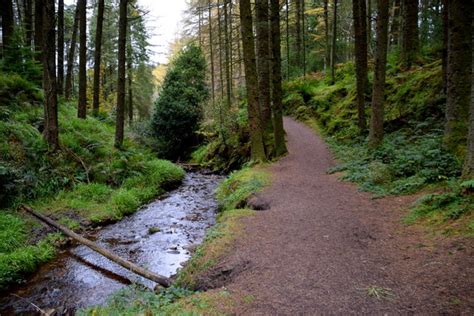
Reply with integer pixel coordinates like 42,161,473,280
64,0,187,64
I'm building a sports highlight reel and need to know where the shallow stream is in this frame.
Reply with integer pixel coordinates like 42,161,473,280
0,171,221,315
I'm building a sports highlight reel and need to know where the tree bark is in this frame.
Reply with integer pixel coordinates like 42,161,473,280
24,0,33,47
368,0,389,148
389,0,401,47
400,0,418,68
77,0,87,118
92,0,105,116
270,0,288,156
57,0,64,96
286,0,290,78
115,0,127,148
217,0,225,98
127,24,133,125
256,0,272,137
353,0,368,133
65,3,80,100
329,0,338,84
302,0,305,76
239,0,266,161
42,0,59,150
323,0,329,72
208,0,215,103
22,205,171,287
463,16,474,178
34,0,43,63
441,0,448,94
444,0,472,154
224,0,232,106
294,0,302,71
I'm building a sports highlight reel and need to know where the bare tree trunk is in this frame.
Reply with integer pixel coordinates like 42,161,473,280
389,0,401,47
93,0,105,116
65,3,80,100
302,0,305,76
24,0,33,47
77,0,87,118
463,16,474,178
256,0,272,137
286,0,290,78
400,0,418,68
294,0,302,71
368,0,389,148
115,0,127,148
57,0,64,96
270,0,287,156
353,0,368,133
217,0,225,98
444,0,472,154
127,24,133,125
239,0,266,161
367,0,372,54
34,0,43,63
0,0,14,59
42,0,59,150
330,0,338,84
208,0,216,103
224,0,232,106
441,0,448,94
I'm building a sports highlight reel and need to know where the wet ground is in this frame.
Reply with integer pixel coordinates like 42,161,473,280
0,172,221,315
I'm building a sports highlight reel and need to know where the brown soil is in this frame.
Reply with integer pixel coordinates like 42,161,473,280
211,118,474,314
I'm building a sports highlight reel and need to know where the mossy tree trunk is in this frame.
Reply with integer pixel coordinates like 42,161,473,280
239,0,266,162
42,0,59,150
270,0,288,156
77,0,87,119
444,0,472,155
368,0,389,148
115,0,127,148
353,0,368,133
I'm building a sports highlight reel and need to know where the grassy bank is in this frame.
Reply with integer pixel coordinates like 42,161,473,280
0,73,185,289
283,60,473,236
82,166,270,315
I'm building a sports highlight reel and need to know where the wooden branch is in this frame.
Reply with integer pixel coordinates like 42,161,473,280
21,205,171,288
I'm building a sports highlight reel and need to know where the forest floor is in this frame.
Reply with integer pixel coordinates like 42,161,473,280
208,117,474,314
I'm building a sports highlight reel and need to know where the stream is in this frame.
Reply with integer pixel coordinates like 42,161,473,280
0,171,222,315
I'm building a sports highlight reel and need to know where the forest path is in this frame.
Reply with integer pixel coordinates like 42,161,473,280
220,117,473,314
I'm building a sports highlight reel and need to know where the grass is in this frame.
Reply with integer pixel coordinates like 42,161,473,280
360,286,395,301
283,59,472,235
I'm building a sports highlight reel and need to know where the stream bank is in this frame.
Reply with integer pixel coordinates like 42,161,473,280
0,171,222,314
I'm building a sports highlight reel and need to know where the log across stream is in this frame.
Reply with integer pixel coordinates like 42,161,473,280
0,171,222,314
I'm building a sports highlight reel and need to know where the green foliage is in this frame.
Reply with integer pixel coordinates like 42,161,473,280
216,167,270,211
0,212,58,289
152,44,208,159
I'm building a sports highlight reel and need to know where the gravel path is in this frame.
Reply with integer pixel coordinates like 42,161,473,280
219,117,473,314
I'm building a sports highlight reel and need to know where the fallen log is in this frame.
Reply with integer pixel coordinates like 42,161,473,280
21,205,171,288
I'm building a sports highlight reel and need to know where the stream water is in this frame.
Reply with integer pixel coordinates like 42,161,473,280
0,171,222,315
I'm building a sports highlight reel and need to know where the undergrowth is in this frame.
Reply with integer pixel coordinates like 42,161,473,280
283,59,471,234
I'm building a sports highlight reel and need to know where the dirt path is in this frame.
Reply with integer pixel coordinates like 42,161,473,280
217,117,473,314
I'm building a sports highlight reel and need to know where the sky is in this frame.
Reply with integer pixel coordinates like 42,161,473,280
64,0,188,64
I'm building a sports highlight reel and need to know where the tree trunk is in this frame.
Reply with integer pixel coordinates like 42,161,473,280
441,0,448,94
92,0,105,116
368,0,389,148
77,0,87,118
24,0,33,47
323,0,329,72
302,0,305,76
57,0,64,95
400,0,418,68
217,0,225,98
286,0,290,78
367,0,372,54
42,0,59,150
224,0,232,106
208,0,215,103
0,0,14,58
270,0,288,156
444,0,472,154
65,3,80,100
389,0,401,47
115,0,127,148
353,0,368,133
127,24,133,125
256,0,272,138
463,16,473,178
294,0,302,71
239,0,266,161
34,0,43,63
330,0,338,84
